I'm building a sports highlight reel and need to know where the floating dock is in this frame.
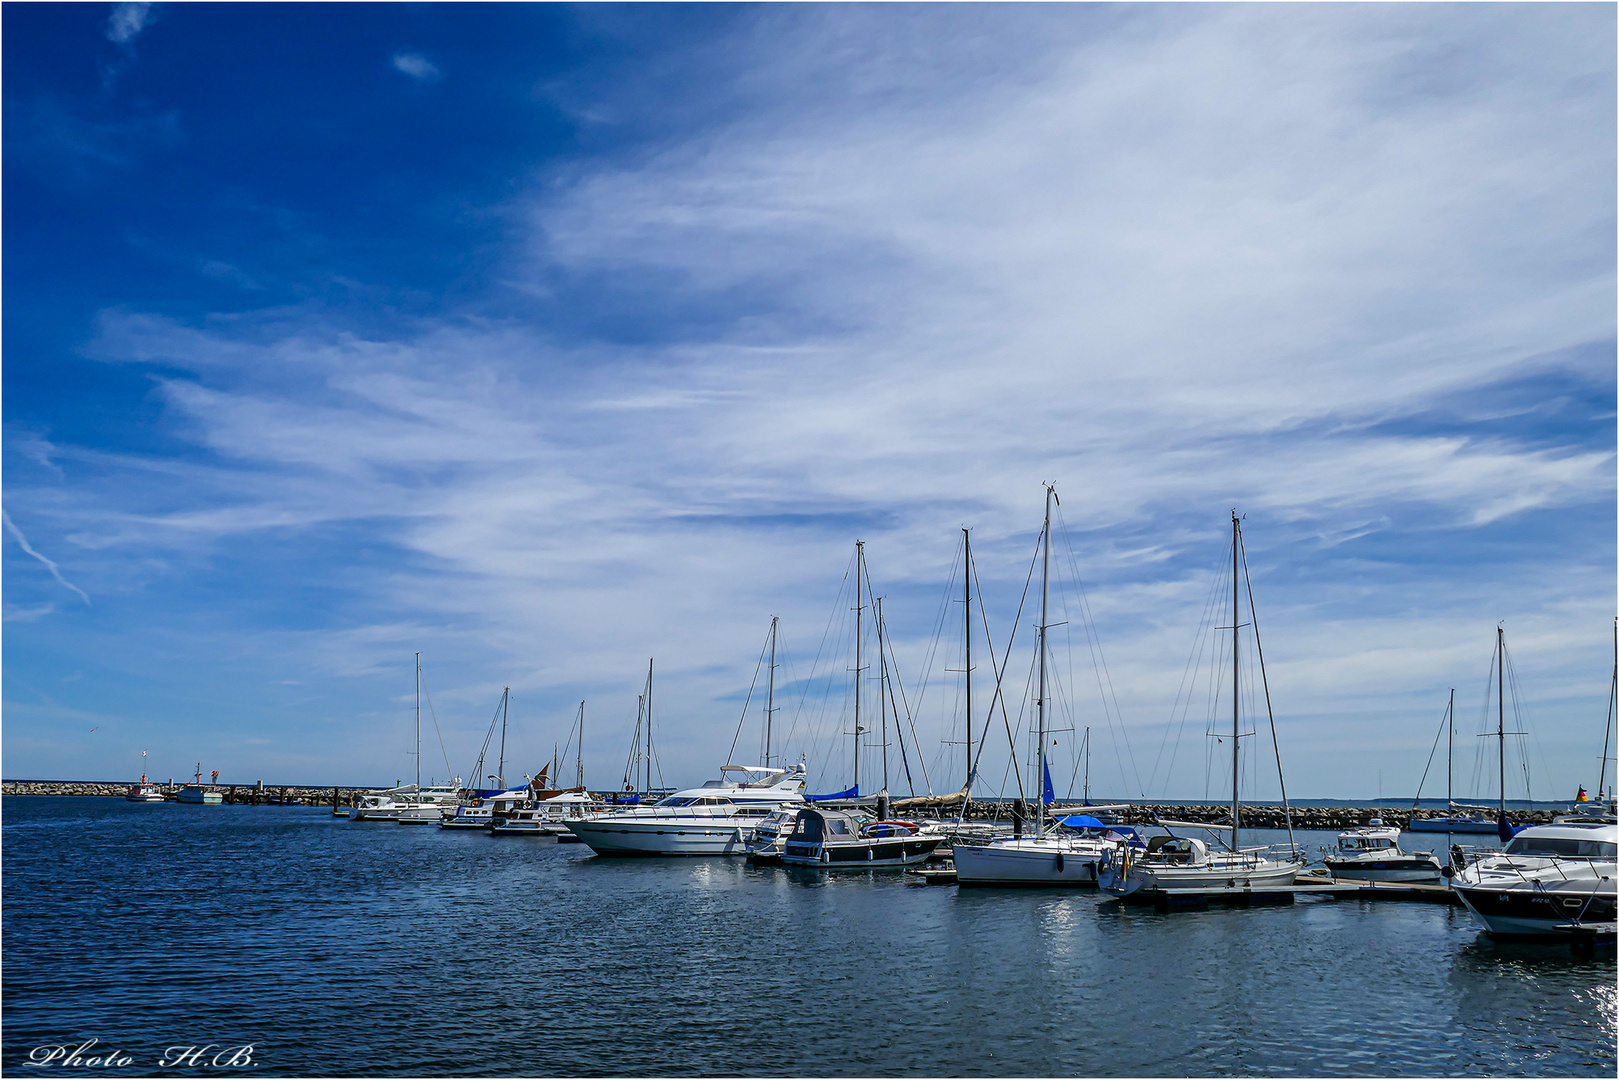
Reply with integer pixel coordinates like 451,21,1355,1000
906,868,1465,906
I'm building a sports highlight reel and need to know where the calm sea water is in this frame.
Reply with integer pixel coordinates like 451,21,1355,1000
3,797,1614,1077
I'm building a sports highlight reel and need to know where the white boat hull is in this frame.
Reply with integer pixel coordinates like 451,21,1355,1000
953,838,1106,886
1323,858,1442,883
781,837,941,868
566,818,753,856
1100,858,1303,900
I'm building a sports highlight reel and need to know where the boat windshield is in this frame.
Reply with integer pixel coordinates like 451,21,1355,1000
1503,836,1616,859
657,796,696,807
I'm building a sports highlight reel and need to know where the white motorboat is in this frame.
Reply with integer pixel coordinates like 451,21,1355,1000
1099,512,1304,900
744,804,802,864
1321,821,1442,882
354,792,407,821
1451,821,1617,937
566,764,805,855
440,787,529,829
780,807,942,868
396,784,461,824
489,790,600,835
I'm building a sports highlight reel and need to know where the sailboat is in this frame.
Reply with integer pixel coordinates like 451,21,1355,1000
396,654,454,823
441,687,529,829
1098,511,1304,900
1407,689,1497,834
954,487,1132,887
778,556,943,870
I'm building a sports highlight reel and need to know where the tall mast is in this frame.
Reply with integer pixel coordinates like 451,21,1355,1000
1446,688,1455,812
1497,626,1506,818
415,652,422,794
1601,617,1616,803
853,541,866,796
498,686,509,788
1084,725,1091,805
964,527,973,791
877,595,891,793
646,659,654,794
766,617,778,769
1231,511,1241,851
1036,485,1053,834
578,700,585,788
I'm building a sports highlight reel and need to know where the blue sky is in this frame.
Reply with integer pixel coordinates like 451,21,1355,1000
4,3,1614,800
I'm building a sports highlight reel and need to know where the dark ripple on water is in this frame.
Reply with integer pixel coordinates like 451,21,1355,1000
2,798,1614,1076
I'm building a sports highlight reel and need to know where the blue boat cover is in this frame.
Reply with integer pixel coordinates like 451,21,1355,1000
1496,810,1522,843
1058,814,1107,829
806,786,858,802
1042,761,1055,805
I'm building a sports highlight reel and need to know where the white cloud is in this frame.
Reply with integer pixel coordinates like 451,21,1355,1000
3,511,91,605
106,2,153,48
391,52,441,83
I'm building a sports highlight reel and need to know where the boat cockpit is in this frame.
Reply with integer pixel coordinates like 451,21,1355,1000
1144,835,1209,866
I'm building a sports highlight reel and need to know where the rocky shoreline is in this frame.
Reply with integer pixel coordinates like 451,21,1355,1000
1,780,1562,828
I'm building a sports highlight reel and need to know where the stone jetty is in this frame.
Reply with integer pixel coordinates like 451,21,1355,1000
0,780,1562,829
1,780,377,806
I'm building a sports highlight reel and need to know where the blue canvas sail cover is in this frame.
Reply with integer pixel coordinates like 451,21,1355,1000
1058,814,1106,829
1042,760,1055,805
807,786,858,802
1496,810,1521,843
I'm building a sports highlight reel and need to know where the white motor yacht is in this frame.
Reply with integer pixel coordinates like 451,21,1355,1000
566,764,805,855
1322,821,1443,882
1450,821,1617,937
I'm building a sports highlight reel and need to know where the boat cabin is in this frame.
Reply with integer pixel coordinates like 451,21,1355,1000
1143,835,1209,866
1337,834,1399,852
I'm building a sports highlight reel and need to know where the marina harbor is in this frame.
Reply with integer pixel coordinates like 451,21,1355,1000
5,5,1614,1077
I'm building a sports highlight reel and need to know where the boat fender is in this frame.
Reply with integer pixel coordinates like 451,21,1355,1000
1098,850,1112,872
1055,852,1065,872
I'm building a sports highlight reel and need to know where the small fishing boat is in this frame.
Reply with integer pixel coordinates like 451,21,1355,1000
1321,821,1442,882
175,764,222,805
125,778,165,802
780,806,942,868
126,751,165,802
